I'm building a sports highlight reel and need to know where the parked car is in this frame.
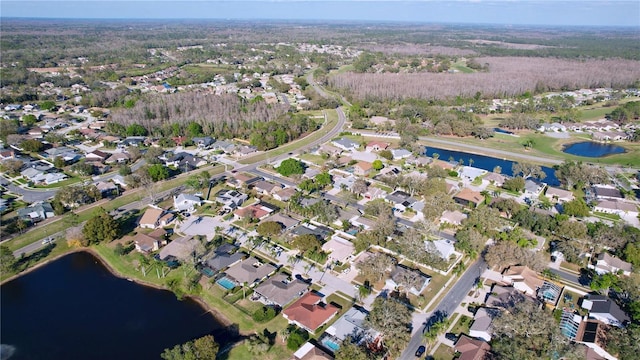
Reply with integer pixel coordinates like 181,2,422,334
415,345,426,357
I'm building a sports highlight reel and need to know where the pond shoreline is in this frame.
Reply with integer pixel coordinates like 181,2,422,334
1,247,242,333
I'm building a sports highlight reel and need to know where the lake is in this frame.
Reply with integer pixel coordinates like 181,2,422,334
562,141,626,158
1,252,236,360
425,146,560,186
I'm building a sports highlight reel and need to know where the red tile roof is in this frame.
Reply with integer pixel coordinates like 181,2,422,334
283,292,339,332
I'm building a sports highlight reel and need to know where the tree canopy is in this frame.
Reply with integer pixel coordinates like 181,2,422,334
161,334,219,360
276,158,305,177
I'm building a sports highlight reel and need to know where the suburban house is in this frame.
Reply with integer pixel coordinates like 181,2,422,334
119,136,146,147
546,186,575,203
440,210,467,226
385,190,417,212
165,152,207,170
253,273,308,307
17,202,55,222
215,189,248,211
261,213,300,232
591,253,632,276
252,180,282,195
406,156,431,167
469,307,499,342
224,256,277,287
322,235,355,264
302,167,321,180
364,186,388,200
353,161,373,176
592,185,623,200
391,148,412,160
158,235,198,261
351,216,376,230
538,122,567,132
85,149,111,163
173,193,202,213
332,137,359,151
581,294,630,328
485,285,525,309
524,179,545,196
95,181,119,197
484,172,506,187
427,239,456,260
431,159,455,170
460,166,487,181
386,265,431,296
292,342,333,360
134,228,168,253
192,136,216,149
454,335,491,360
211,140,236,153
502,266,543,298
318,143,342,157
229,173,262,188
454,188,484,208
105,152,131,164
273,187,297,202
204,244,244,273
365,141,389,152
594,199,638,217
282,292,340,333
234,202,278,221
291,223,332,240
139,206,174,229
323,306,381,350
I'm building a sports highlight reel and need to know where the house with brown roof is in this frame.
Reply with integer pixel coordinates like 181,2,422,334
158,235,198,261
594,199,638,217
105,152,131,164
484,172,506,187
454,335,490,360
440,210,467,226
365,141,389,152
234,202,278,221
86,149,110,163
292,342,334,360
454,188,484,208
139,206,173,229
273,187,297,202
502,265,543,297
546,186,575,203
134,228,168,253
282,292,339,333
252,180,282,195
353,161,373,176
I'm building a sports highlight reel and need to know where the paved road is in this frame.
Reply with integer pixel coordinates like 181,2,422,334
4,182,58,203
398,259,487,360
549,267,583,286
420,136,564,166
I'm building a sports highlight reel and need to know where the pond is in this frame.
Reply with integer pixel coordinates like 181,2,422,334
493,128,514,135
562,141,626,158
1,252,237,360
425,146,560,186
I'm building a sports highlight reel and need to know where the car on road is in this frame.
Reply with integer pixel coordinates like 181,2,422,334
415,345,426,357
42,237,55,245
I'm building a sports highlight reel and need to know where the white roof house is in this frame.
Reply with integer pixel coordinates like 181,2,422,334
322,236,355,264
173,193,202,212
427,239,456,259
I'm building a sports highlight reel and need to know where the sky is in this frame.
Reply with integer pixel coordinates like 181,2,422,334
1,1,639,27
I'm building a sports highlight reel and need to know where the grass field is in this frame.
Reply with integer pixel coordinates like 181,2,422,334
432,343,456,360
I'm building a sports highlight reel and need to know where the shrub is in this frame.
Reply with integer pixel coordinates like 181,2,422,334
252,306,277,322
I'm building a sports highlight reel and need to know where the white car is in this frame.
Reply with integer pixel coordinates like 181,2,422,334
42,238,54,245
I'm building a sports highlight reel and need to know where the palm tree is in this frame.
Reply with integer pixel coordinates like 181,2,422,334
242,281,249,299
432,153,440,161
480,190,491,205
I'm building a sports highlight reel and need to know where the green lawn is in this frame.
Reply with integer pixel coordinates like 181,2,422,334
33,175,82,189
239,109,339,165
432,343,456,360
450,314,472,335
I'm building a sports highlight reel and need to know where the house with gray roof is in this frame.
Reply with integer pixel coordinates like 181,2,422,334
261,213,300,231
173,193,202,212
254,273,308,307
224,256,277,286
17,202,54,222
192,136,216,149
332,137,359,151
215,189,248,210
391,148,412,160
323,306,381,349
386,265,431,296
204,245,245,273
581,294,630,328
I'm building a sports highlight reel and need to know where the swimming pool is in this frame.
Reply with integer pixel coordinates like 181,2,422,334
321,337,340,352
217,277,236,290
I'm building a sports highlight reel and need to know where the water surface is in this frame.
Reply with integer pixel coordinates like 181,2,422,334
562,141,625,158
1,252,235,360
